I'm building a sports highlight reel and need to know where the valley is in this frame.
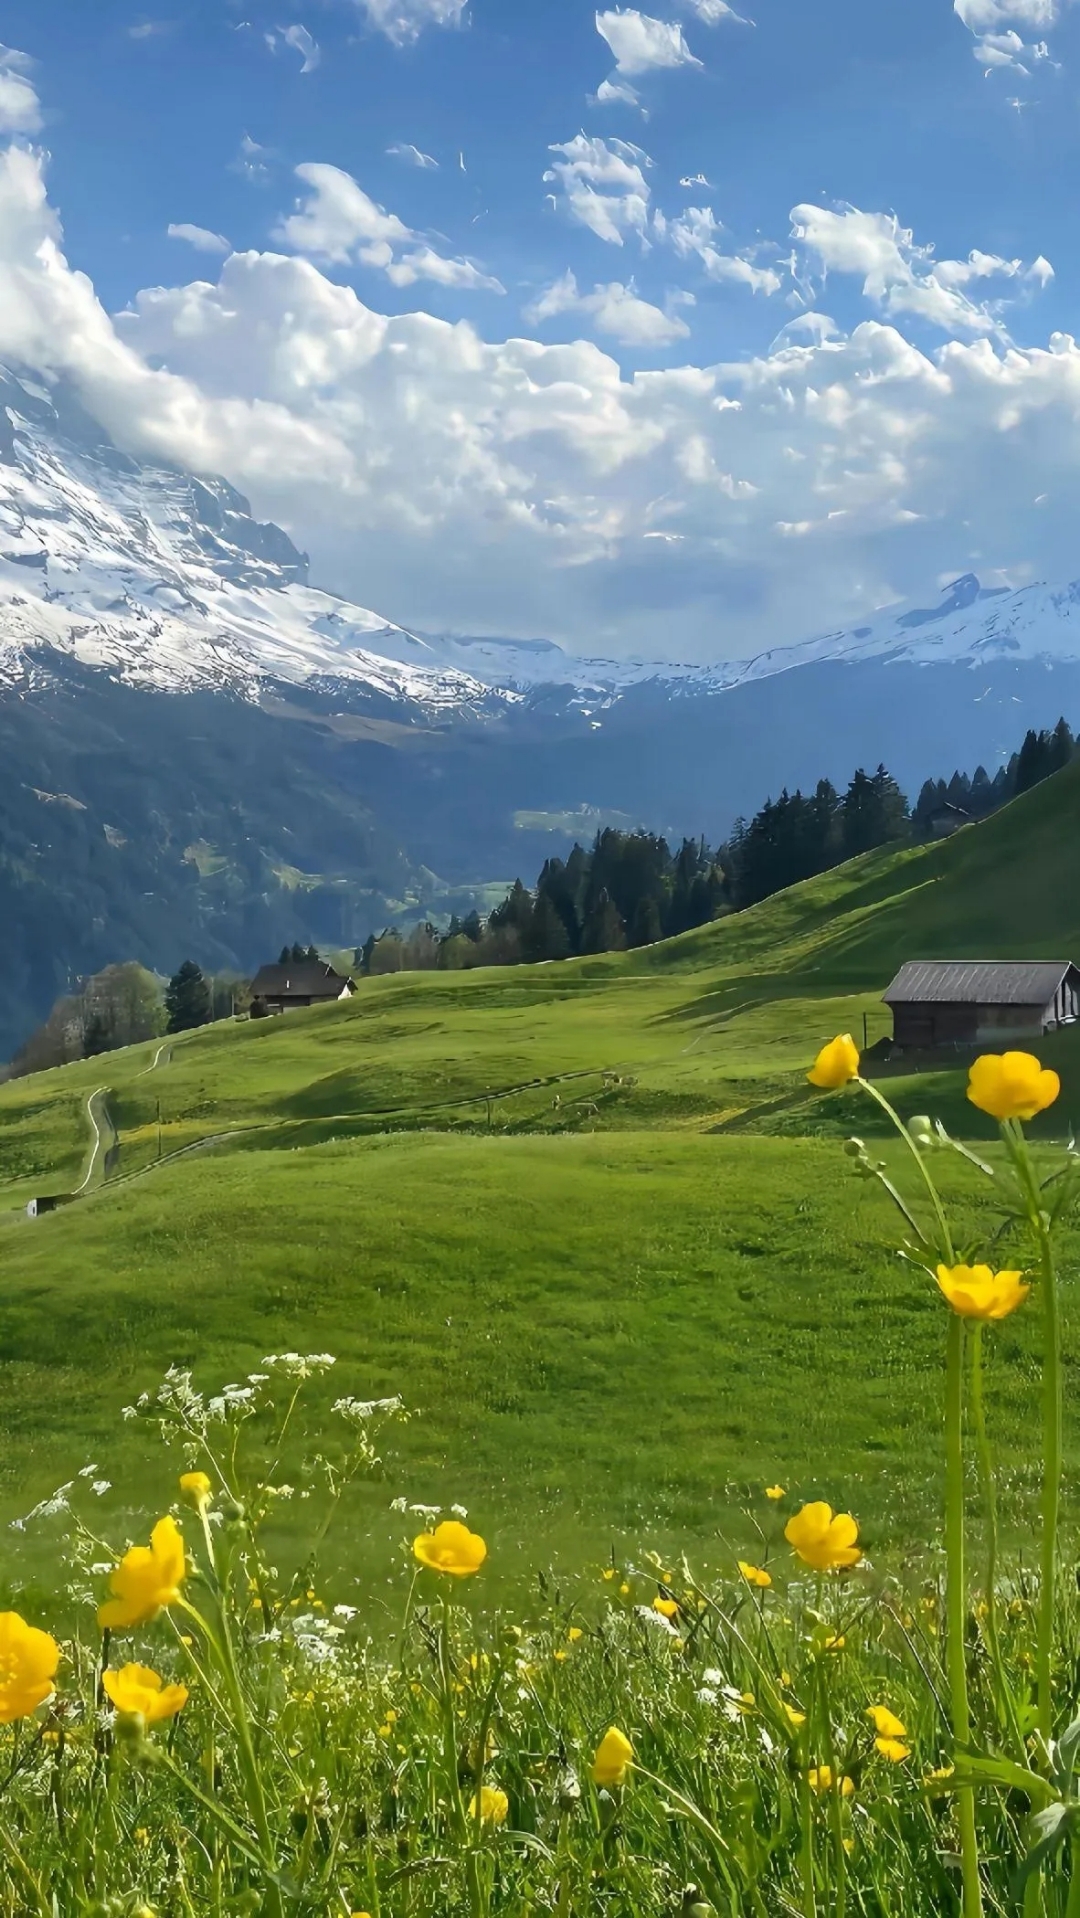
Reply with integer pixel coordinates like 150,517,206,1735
3,760,1080,1590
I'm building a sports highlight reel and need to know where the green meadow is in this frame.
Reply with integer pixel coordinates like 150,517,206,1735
5,758,1080,1586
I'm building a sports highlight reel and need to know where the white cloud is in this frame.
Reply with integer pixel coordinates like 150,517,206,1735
386,246,502,291
954,0,1059,70
278,24,321,70
593,76,643,107
596,9,702,74
274,161,504,290
790,203,1051,336
679,0,751,20
168,223,232,254
955,0,1055,27
0,46,41,136
354,0,468,44
234,134,271,183
127,19,172,39
667,205,782,294
387,142,439,168
9,141,1080,659
525,270,692,345
544,135,653,245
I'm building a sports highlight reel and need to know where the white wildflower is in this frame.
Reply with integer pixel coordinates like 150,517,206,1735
333,1395,403,1424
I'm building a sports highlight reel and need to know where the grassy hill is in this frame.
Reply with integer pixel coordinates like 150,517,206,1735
3,762,1080,1591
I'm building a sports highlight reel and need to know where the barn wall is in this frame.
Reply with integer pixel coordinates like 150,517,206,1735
973,1003,1046,1041
891,1002,1046,1048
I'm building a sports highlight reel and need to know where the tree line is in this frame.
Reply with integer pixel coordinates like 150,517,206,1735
357,832,726,974
7,716,1076,1074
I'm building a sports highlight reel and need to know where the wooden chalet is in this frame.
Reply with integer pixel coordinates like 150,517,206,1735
249,961,356,1017
883,960,1080,1051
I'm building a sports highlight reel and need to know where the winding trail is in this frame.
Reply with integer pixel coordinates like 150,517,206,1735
73,1087,116,1195
138,1041,172,1076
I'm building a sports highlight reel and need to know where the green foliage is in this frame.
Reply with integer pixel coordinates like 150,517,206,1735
164,960,212,1035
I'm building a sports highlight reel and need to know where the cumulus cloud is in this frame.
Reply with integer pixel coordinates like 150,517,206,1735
791,203,1051,336
525,270,692,345
666,205,782,294
355,0,468,43
544,135,653,245
387,142,439,168
954,0,1058,70
595,9,702,74
274,161,504,289
955,0,1055,27
167,222,232,254
7,140,1080,658
0,46,41,136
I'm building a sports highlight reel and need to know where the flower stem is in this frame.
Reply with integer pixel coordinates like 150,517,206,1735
1004,1120,1061,1742
946,1311,983,1918
969,1324,1023,1754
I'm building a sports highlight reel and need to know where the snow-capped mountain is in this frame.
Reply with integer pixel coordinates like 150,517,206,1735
7,363,1080,716
6,357,1080,1063
0,367,509,716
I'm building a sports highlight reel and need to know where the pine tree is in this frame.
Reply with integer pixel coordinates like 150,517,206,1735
1050,716,1074,773
629,895,663,948
165,961,211,1034
1015,728,1049,794
582,888,626,954
528,893,571,962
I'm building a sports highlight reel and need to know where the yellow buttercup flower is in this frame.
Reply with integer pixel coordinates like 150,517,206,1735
412,1520,487,1579
98,1517,187,1630
867,1705,909,1757
807,1035,860,1089
935,1264,1030,1322
808,1765,854,1797
765,1484,786,1501
967,1051,1060,1124
592,1726,634,1787
179,1472,213,1509
738,1561,772,1589
103,1663,189,1724
783,1703,807,1727
469,1786,509,1826
653,1596,679,1619
785,1501,861,1571
0,1613,60,1724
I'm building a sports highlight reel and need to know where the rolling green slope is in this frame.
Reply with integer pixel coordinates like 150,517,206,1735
2,765,1080,1583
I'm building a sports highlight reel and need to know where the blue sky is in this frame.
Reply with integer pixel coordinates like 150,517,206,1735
1,0,1080,657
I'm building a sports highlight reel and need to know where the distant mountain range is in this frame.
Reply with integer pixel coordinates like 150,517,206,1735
4,360,1080,1055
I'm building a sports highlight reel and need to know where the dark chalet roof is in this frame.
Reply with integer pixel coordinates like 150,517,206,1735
883,960,1080,1007
250,962,354,1000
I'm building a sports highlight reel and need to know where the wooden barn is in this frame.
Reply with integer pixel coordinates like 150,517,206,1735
883,960,1080,1051
249,961,356,1017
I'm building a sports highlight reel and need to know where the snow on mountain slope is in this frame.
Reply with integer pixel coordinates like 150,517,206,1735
3,362,1080,713
0,368,509,715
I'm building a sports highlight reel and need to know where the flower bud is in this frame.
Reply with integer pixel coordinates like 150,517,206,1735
908,1115,935,1150
843,1137,866,1159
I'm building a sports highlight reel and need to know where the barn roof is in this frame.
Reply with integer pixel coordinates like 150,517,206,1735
250,962,352,998
883,960,1079,1006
